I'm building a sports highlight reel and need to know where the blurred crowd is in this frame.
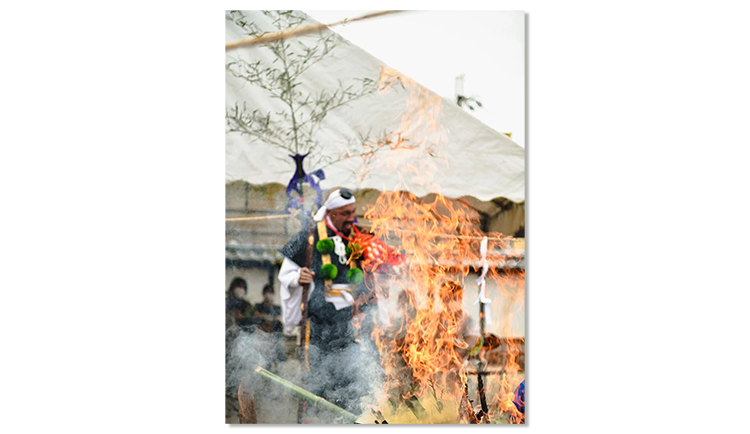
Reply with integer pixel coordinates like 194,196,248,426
225,277,289,420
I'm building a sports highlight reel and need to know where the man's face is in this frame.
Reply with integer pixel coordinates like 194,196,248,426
328,203,357,233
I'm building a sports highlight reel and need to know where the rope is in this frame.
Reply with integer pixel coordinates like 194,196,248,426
226,10,409,51
225,215,521,244
355,223,517,243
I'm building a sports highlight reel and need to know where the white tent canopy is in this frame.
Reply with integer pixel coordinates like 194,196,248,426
225,11,525,203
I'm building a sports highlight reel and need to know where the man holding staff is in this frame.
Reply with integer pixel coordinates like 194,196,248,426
278,188,370,414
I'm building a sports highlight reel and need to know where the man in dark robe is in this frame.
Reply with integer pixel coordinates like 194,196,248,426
278,188,373,414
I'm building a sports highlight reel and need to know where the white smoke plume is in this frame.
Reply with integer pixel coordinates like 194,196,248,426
226,313,389,424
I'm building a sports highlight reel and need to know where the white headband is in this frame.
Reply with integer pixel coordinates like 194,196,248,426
313,189,356,221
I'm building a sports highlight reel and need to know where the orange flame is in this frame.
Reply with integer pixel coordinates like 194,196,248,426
358,68,525,424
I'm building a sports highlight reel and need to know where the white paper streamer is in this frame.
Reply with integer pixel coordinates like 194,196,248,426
473,236,492,325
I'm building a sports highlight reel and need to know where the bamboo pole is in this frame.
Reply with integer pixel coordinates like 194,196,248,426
225,214,295,222
226,11,409,51
475,372,491,423
254,367,358,423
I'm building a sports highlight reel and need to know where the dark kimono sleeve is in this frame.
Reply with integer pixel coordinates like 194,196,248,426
279,223,311,268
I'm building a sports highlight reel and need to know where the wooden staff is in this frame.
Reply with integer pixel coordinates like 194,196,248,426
297,223,315,423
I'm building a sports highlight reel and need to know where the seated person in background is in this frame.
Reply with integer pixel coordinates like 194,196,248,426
226,277,253,416
251,284,287,364
253,284,283,334
226,277,254,335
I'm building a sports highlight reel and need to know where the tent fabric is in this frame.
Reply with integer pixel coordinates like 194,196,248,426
225,11,525,203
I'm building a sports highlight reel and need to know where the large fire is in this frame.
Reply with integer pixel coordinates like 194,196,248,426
355,68,525,424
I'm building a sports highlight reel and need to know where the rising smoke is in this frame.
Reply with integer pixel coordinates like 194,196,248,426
226,307,388,424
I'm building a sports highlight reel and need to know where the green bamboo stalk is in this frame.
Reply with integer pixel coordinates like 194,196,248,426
254,367,358,423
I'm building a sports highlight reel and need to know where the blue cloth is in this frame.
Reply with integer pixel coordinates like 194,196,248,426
513,380,525,414
285,153,325,215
